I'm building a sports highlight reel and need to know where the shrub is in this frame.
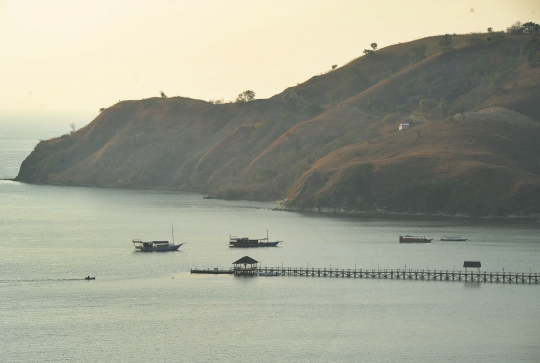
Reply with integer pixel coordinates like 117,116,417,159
363,49,375,56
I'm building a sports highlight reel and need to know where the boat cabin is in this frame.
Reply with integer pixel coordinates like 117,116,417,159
132,239,169,248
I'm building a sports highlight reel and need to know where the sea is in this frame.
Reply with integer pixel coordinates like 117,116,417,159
1,111,540,363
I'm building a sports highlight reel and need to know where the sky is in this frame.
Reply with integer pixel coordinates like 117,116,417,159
1,0,539,113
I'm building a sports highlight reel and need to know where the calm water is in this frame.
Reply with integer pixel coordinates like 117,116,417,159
1,114,540,362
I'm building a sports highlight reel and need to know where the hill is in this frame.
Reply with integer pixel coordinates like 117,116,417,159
15,29,540,216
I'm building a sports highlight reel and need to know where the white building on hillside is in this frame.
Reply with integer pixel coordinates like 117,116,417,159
399,123,409,130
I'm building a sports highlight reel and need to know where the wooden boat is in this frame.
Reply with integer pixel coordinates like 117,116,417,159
440,236,468,241
229,230,281,248
133,225,183,251
399,235,432,243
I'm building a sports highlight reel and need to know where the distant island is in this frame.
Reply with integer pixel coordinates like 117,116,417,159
15,22,540,217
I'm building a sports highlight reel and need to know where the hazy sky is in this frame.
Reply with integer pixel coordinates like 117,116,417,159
1,0,539,112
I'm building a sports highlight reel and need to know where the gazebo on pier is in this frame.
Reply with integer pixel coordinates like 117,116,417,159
233,256,258,275
463,261,481,273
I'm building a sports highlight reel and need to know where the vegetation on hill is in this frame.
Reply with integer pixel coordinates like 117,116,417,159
16,22,540,217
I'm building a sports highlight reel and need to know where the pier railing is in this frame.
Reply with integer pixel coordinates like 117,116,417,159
256,267,540,284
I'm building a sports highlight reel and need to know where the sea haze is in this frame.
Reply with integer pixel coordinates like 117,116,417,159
0,110,95,180
1,116,539,362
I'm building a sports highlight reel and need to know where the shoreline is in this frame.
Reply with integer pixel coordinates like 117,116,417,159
272,205,540,222
4,179,539,221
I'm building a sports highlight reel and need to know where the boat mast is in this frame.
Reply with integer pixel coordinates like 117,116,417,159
172,224,174,245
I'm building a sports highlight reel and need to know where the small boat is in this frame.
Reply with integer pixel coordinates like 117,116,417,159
133,225,184,252
440,236,468,241
84,276,95,280
399,235,432,243
229,230,282,248
259,271,280,276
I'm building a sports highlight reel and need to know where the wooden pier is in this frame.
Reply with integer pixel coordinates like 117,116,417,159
191,255,539,284
190,266,539,284
255,267,539,284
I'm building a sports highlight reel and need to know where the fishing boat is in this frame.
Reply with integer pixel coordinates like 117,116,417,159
229,230,281,247
132,225,184,252
440,236,468,241
84,276,95,280
399,235,432,243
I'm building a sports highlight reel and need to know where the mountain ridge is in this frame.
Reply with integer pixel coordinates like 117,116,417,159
15,30,540,216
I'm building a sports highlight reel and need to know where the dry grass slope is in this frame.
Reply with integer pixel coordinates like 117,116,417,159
15,32,540,216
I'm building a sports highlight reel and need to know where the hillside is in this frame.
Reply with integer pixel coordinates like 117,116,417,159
16,30,540,216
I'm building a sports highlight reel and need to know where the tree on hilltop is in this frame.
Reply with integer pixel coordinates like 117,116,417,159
507,21,524,34
160,91,167,98
523,22,540,34
363,42,378,56
235,90,255,102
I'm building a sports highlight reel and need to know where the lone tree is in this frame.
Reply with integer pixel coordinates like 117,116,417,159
99,107,105,113
235,90,255,102
507,21,523,34
69,123,76,134
487,27,493,33
523,22,540,34
363,42,378,56
160,91,167,98
331,64,338,70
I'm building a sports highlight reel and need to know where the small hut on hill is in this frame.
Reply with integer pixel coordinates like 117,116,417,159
233,256,258,275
